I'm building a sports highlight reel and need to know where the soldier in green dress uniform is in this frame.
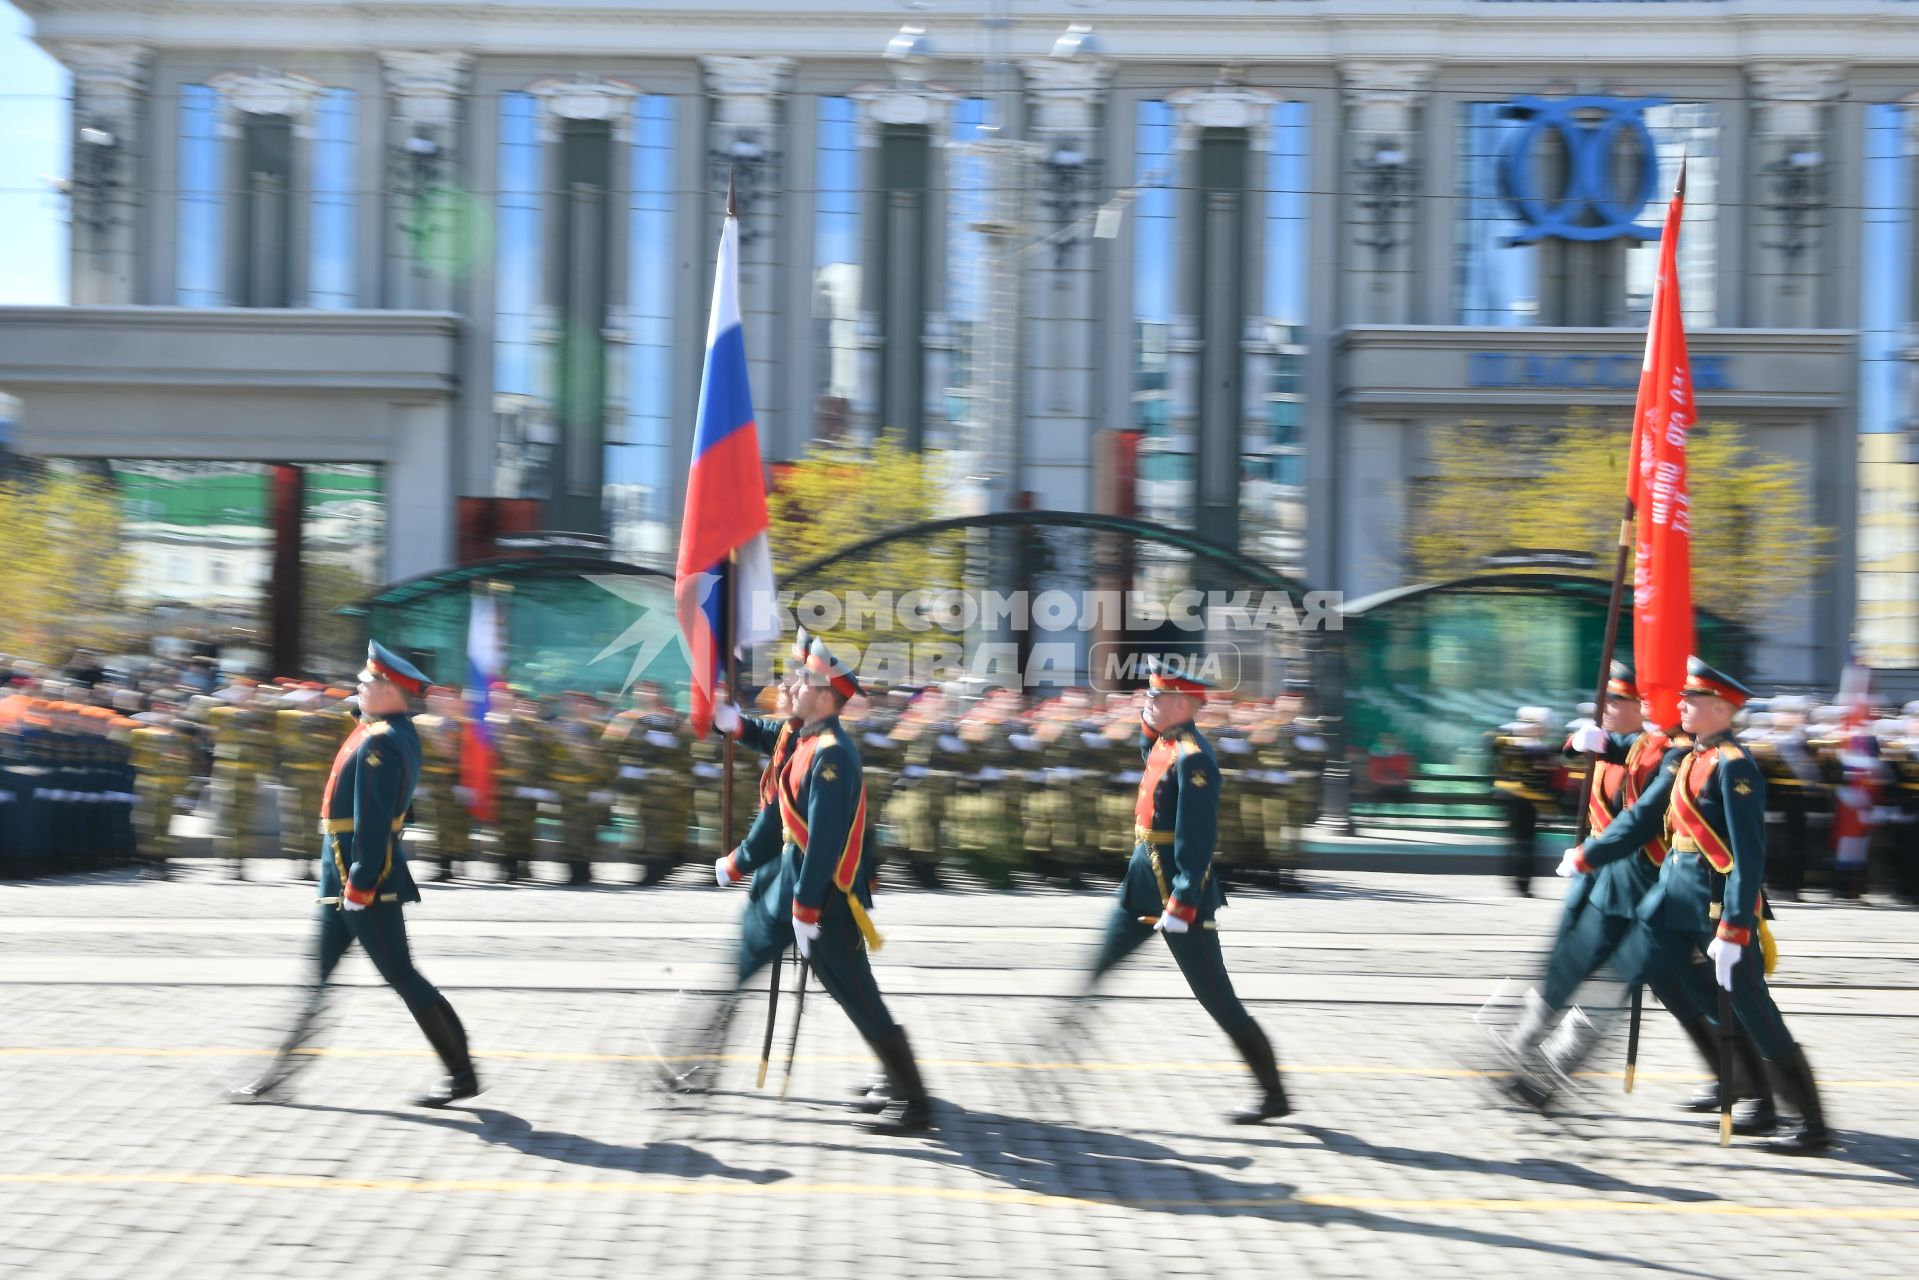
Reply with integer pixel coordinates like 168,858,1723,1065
229,642,478,1108
1566,657,1829,1155
702,636,931,1134
1499,663,1775,1128
1077,658,1289,1124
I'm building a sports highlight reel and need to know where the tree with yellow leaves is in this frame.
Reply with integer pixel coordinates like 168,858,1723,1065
766,433,965,652
0,466,132,663
1409,414,1828,622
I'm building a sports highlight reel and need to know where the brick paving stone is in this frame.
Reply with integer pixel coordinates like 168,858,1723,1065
2,866,1917,1276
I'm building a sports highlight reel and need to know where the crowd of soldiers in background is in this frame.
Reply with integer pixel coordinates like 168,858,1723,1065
0,650,1330,888
9,644,1919,907
1491,694,1919,904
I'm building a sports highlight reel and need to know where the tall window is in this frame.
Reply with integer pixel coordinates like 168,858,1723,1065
308,88,357,308
176,84,225,306
608,94,677,567
493,90,548,498
302,465,386,670
1132,99,1187,526
813,96,862,442
1857,102,1917,668
1455,99,1716,327
943,98,989,451
1242,100,1311,576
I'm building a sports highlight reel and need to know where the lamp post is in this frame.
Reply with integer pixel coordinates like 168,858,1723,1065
70,124,122,237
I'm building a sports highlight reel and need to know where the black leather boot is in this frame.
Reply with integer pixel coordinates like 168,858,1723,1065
1226,1023,1291,1124
410,996,482,1108
1766,1045,1833,1155
567,860,593,886
864,1028,932,1134
226,986,325,1104
1675,1015,1727,1111
658,993,737,1095
851,1071,891,1113
1731,1035,1779,1135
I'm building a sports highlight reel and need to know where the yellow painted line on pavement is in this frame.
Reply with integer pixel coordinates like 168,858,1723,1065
0,1171,1914,1221
2,1045,1917,1089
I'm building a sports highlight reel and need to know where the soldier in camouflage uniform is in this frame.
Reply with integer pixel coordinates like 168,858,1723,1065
1491,707,1565,897
413,686,471,881
610,684,689,880
276,688,339,882
208,680,279,880
552,691,614,885
492,691,550,883
129,708,194,879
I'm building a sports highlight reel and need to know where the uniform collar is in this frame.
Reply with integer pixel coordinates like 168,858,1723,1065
1692,729,1734,751
798,714,839,739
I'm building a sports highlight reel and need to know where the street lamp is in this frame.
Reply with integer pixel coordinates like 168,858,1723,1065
393,132,445,256
69,124,122,236
708,128,781,244
1763,144,1826,274
1353,141,1414,267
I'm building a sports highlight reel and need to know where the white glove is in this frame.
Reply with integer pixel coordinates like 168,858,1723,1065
1707,937,1743,991
715,855,743,887
792,912,821,959
1555,847,1585,878
1568,724,1608,755
1141,701,1160,733
341,894,368,913
1153,903,1192,934
711,701,741,737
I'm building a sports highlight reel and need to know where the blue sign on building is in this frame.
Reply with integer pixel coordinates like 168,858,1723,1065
1468,352,1732,392
1499,96,1666,244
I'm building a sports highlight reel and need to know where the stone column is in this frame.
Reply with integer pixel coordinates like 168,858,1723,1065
51,43,151,305
704,56,792,452
852,77,957,449
1020,56,1110,507
380,52,472,311
1340,61,1432,325
1749,63,1846,328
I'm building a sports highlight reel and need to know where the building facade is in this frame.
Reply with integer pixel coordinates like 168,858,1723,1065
1,0,1916,690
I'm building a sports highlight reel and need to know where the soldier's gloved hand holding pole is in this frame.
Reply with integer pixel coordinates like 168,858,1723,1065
1706,937,1743,991
792,909,820,960
1568,724,1608,756
711,699,742,737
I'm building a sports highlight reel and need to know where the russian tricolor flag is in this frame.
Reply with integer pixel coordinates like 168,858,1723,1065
460,588,502,823
676,213,778,737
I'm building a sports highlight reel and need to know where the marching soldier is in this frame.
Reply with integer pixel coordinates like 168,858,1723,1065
1078,657,1290,1124
1564,657,1829,1155
413,686,471,881
705,635,931,1133
228,642,479,1108
1501,663,1775,1129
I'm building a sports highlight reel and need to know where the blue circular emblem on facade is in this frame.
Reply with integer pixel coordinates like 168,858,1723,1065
1498,96,1665,244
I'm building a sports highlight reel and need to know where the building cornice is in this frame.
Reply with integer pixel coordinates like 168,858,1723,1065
19,2,1919,67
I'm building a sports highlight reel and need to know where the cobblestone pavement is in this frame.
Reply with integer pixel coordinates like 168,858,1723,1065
3,863,1917,1279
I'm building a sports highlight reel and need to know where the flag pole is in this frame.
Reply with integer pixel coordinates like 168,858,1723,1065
718,166,783,1089
1578,156,1685,1093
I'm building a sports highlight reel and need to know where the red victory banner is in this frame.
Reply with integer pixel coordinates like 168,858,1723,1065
1624,165,1696,731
